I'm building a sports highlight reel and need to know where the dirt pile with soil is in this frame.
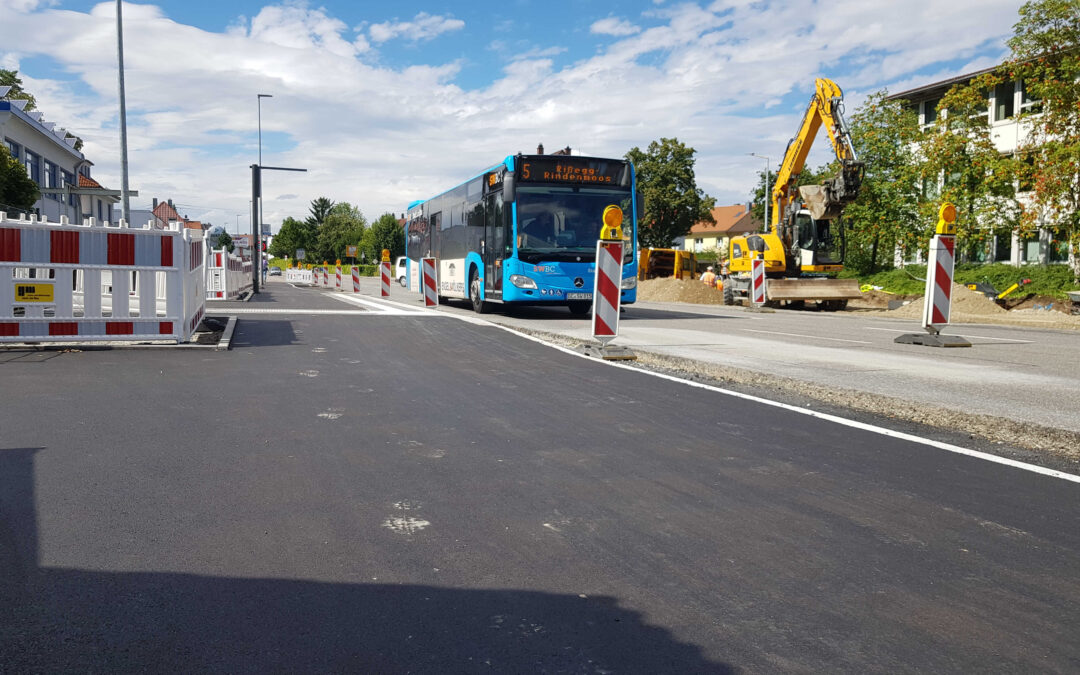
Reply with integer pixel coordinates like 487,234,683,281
637,278,727,305
880,282,1080,329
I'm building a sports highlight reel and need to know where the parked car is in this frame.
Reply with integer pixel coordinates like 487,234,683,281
395,257,408,286
269,267,282,276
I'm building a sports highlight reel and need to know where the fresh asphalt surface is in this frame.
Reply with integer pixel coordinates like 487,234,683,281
2,281,1078,672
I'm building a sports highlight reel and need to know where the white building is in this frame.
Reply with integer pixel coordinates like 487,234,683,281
1,89,120,224
888,68,1070,267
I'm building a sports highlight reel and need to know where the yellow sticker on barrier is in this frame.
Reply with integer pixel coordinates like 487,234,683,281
15,283,54,303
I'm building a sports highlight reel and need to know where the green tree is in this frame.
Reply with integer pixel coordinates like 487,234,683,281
919,78,1023,263
748,164,833,228
217,231,235,253
843,91,923,274
625,138,716,248
1006,0,1080,280
315,201,366,262
0,143,39,213
359,213,405,263
268,216,316,260
307,197,335,227
0,69,37,111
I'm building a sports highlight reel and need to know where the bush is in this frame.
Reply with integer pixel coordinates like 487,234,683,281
849,263,1080,299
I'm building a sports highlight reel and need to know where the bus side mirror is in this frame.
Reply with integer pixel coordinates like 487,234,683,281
503,174,516,202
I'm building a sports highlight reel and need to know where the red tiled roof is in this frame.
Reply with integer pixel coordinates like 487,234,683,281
689,205,761,236
152,201,183,223
77,174,104,189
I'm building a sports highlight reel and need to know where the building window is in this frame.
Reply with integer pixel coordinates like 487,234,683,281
43,160,58,200
62,170,76,206
993,81,1015,122
1020,80,1041,115
4,138,19,159
24,150,41,184
1049,237,1069,263
1021,237,1041,263
923,98,941,126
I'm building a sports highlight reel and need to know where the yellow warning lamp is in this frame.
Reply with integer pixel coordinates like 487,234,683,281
600,205,624,241
381,249,391,263
335,259,341,266
936,203,957,236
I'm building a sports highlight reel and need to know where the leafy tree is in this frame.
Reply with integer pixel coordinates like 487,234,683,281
359,213,405,263
843,91,923,274
919,78,1023,263
315,201,366,262
307,197,335,227
0,143,39,213
625,138,716,248
1006,0,1080,280
217,231,235,253
268,216,316,260
748,164,833,228
0,69,37,111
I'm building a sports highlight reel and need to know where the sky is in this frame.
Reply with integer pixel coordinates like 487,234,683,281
0,0,1023,235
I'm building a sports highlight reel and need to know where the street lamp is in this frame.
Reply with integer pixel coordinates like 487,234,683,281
257,94,272,166
749,153,771,229
256,94,272,284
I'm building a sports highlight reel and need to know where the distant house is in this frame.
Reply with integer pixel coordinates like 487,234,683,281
887,67,1069,267
1,92,119,224
679,204,762,255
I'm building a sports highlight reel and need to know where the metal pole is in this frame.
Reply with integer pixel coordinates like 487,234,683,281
251,164,260,293
116,0,131,225
257,94,272,287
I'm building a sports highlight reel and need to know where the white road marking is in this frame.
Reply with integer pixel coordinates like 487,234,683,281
741,328,872,344
327,292,437,316
317,408,343,420
225,308,371,315
382,516,430,534
299,369,319,378
864,327,1035,343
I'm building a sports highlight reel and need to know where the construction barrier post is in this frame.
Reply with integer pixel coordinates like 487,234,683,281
750,255,766,306
589,206,635,360
351,266,360,292
895,204,971,348
380,248,391,298
422,257,438,307
335,264,342,291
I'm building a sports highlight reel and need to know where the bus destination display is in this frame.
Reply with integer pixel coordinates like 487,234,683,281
518,157,626,185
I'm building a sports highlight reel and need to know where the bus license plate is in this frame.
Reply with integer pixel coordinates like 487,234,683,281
566,292,591,300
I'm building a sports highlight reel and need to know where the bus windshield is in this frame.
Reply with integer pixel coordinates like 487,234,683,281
516,186,634,263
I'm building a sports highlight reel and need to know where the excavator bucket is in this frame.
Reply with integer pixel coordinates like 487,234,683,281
798,184,842,221
766,277,863,301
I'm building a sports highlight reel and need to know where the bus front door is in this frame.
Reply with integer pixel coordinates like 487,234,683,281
484,193,505,299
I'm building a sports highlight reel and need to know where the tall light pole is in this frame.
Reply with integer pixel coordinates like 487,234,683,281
116,0,131,225
749,153,771,229
256,94,272,281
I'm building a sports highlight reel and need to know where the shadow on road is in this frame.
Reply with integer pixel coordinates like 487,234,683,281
228,319,302,348
0,448,731,673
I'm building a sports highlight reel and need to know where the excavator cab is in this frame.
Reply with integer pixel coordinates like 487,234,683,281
790,210,844,273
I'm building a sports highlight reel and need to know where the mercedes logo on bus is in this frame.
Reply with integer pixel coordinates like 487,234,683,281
574,277,584,288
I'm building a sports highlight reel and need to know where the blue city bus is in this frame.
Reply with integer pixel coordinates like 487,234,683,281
404,153,639,314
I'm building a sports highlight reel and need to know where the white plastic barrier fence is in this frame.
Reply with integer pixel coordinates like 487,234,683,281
285,268,314,284
206,248,252,300
0,212,205,343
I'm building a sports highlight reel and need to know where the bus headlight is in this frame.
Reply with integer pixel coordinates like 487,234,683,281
509,274,537,289
621,276,637,289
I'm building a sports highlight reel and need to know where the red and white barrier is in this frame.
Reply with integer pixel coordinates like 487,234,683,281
591,239,622,341
206,248,252,300
381,261,391,297
335,265,342,290
285,268,313,284
0,212,205,343
923,234,954,331
352,267,360,292
750,257,766,306
421,257,438,307
321,268,329,287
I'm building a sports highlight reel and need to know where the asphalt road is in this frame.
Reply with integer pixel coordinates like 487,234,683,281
400,282,1080,435
1,281,1078,673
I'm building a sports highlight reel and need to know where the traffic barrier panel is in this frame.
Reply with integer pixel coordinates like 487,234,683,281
421,257,438,307
285,268,314,284
335,265,342,290
206,247,252,300
592,239,622,341
0,212,205,343
381,261,390,297
750,257,766,306
352,267,360,292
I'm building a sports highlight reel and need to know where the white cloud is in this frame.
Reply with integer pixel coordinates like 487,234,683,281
0,0,1023,229
590,17,641,37
368,12,464,44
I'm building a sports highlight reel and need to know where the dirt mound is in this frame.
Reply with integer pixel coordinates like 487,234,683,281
848,290,908,309
888,283,1007,318
637,277,726,305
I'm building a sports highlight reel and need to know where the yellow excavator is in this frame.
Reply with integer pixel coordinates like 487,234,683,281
723,78,864,309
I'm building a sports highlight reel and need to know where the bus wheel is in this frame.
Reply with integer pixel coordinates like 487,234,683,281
470,269,489,314
568,301,590,316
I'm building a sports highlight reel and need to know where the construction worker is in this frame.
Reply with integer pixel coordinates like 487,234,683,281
700,266,716,286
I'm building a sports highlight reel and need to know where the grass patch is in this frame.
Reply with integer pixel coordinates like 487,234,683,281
842,263,1080,299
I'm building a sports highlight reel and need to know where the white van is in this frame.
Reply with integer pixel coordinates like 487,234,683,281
395,257,408,287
